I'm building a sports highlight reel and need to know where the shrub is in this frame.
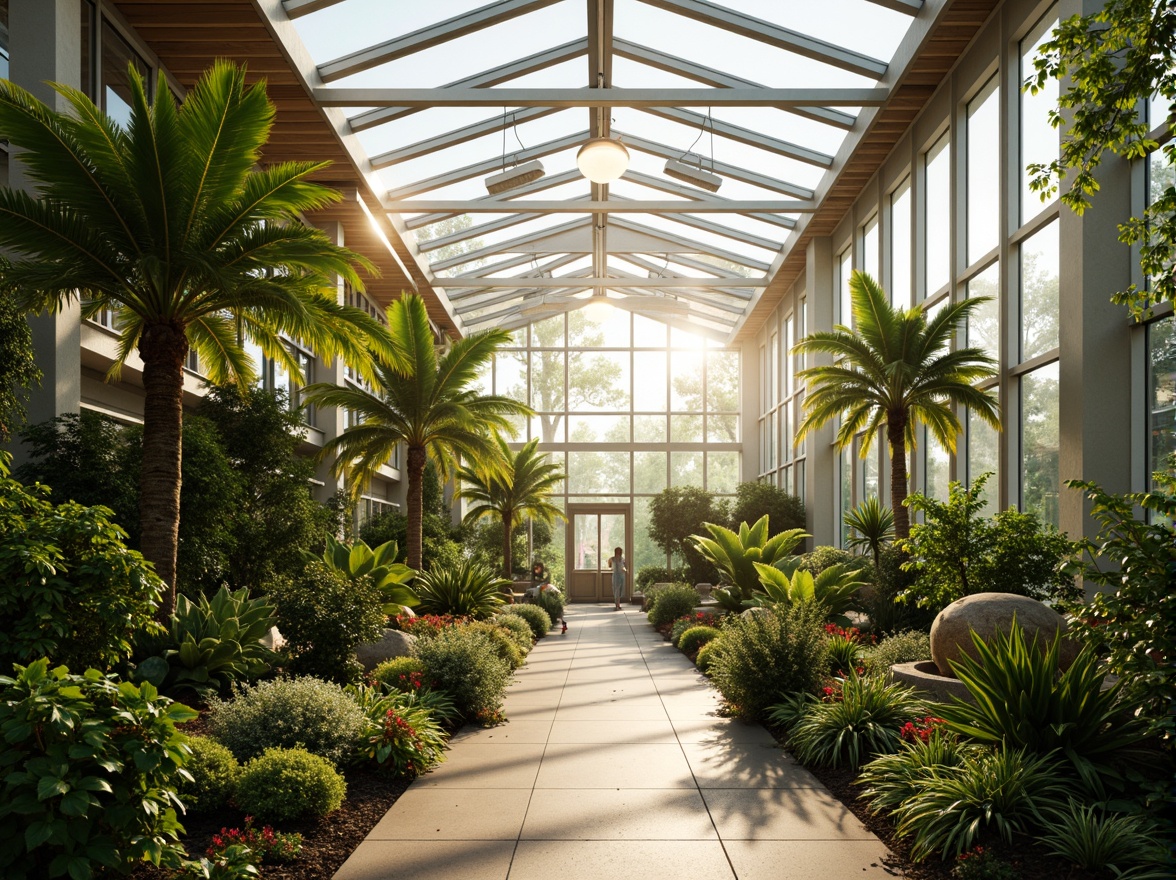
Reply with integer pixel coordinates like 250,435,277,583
936,620,1151,796
694,639,722,675
235,748,346,823
534,584,565,623
0,659,196,878
669,616,696,647
861,630,931,678
414,560,509,619
858,731,985,816
415,626,513,723
501,605,552,640
709,602,829,721
1038,801,1170,877
863,545,933,636
728,481,806,536
372,657,429,692
209,677,367,765
313,534,419,617
825,624,872,675
394,613,465,640
207,817,302,865
635,565,684,593
786,674,925,770
493,613,536,650
177,737,241,814
461,621,527,670
799,546,861,574
347,684,447,776
648,486,726,584
678,625,722,657
646,583,700,627
0,453,164,672
271,561,386,684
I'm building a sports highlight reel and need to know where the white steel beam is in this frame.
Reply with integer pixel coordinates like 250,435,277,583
864,0,922,13
371,106,560,167
429,218,591,271
282,0,347,18
402,170,584,230
641,106,833,167
316,86,889,108
438,276,765,288
389,199,813,214
620,170,798,230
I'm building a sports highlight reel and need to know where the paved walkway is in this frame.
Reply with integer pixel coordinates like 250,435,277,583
335,606,891,880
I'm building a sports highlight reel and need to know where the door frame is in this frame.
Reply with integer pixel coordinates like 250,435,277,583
564,502,632,603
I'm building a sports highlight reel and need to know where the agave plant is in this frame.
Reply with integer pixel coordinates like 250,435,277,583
136,586,278,698
413,560,509,619
316,534,419,617
753,561,867,626
843,496,895,567
691,515,808,601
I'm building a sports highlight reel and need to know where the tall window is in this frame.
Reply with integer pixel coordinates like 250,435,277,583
890,180,912,307
924,134,951,297
1149,316,1176,482
862,215,880,281
1020,12,1060,223
101,20,148,128
838,248,853,326
967,76,1001,265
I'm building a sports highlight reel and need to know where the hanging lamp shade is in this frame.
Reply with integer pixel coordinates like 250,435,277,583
576,137,630,184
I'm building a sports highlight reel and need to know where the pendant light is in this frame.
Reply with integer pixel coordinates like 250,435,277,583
577,73,629,185
485,109,545,194
664,108,723,192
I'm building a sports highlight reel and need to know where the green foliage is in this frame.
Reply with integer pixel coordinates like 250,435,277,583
1038,801,1172,878
315,534,419,617
345,684,447,776
678,626,722,657
843,496,894,567
1062,477,1176,741
753,561,866,626
209,677,367,765
360,508,465,573
888,747,1076,861
936,620,1151,796
414,560,509,619
372,657,429,692
499,605,552,640
1025,0,1176,317
0,659,197,879
0,291,40,443
635,565,685,593
709,603,830,721
858,731,986,817
534,585,566,624
950,847,1022,880
415,625,513,723
0,452,164,672
176,737,240,814
786,674,925,770
692,515,808,600
861,630,931,678
670,616,696,647
647,487,726,583
186,845,260,880
461,621,527,670
827,632,863,675
235,748,346,823
646,583,701,627
136,587,278,699
694,639,722,675
902,474,1077,611
799,546,859,574
862,545,933,636
271,561,387,684
728,481,806,537
493,613,537,650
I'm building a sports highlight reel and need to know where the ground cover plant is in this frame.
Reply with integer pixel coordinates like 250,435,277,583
206,817,302,866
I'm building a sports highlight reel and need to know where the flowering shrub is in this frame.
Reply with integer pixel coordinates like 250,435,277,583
826,623,874,676
950,846,1020,880
671,611,723,646
348,683,447,776
900,716,946,745
207,818,301,864
372,656,428,693
393,613,467,640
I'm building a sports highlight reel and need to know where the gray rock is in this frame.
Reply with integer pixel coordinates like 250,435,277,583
929,592,1077,677
356,629,418,672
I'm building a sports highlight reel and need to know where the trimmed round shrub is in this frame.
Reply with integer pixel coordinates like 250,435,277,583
209,677,367,765
862,630,931,678
709,603,829,721
236,747,347,822
415,625,513,722
646,583,700,627
372,657,428,692
695,639,722,674
177,736,240,814
500,605,551,640
493,613,536,651
461,621,527,670
678,625,722,657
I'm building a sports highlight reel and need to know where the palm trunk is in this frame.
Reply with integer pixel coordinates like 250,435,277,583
406,445,427,570
502,507,514,580
138,321,189,618
888,418,910,540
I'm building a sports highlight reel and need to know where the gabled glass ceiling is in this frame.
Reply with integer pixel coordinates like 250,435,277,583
285,0,921,338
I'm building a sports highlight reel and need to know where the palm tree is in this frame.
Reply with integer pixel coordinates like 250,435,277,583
794,271,1000,539
457,436,566,579
0,62,395,614
303,293,531,569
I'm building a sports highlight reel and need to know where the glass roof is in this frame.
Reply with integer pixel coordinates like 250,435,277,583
287,0,924,338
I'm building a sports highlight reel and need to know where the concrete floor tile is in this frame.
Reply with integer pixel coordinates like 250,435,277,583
366,788,531,839
547,718,677,744
553,701,671,721
333,839,515,880
451,721,553,744
681,743,820,789
521,788,717,840
502,702,559,721
418,742,545,789
722,839,893,878
702,788,876,840
508,840,735,880
670,716,778,745
535,742,694,789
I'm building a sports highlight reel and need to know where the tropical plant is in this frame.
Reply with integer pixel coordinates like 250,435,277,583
794,270,999,539
1039,801,1171,879
753,561,867,626
727,481,806,536
415,625,513,723
235,748,346,823
176,737,241,815
0,63,394,612
692,515,807,601
645,583,701,627
304,293,530,569
858,729,984,817
413,560,509,619
0,659,197,879
786,674,925,770
499,605,552,640
827,628,867,675
208,677,367,765
136,587,278,699
457,436,566,579
0,452,164,673
936,620,1151,796
345,683,447,776
315,534,419,617
843,496,894,567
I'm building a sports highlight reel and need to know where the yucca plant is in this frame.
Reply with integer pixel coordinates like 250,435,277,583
787,674,926,770
858,730,984,816
843,496,895,567
315,534,419,616
136,586,278,698
1039,801,1171,879
413,560,509,619
691,515,807,601
753,561,867,626
937,618,1151,796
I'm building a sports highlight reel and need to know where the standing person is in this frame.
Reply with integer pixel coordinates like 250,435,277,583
609,546,627,611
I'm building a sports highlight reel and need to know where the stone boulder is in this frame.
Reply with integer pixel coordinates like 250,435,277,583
355,629,417,672
930,592,1077,677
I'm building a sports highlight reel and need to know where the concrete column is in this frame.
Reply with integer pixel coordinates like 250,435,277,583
804,235,838,545
739,337,759,481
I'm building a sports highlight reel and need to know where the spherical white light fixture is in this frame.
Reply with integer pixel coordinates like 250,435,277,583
583,293,613,322
576,136,630,184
